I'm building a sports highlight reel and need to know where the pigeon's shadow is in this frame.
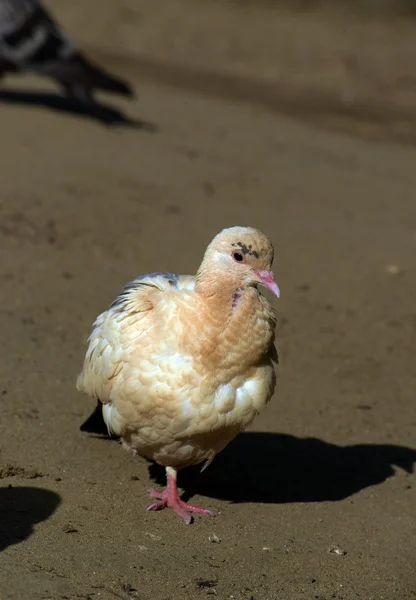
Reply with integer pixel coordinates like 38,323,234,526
0,88,158,130
0,486,61,552
80,406,416,504
148,432,416,504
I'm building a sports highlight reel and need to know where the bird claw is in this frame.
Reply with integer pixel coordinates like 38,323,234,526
147,488,164,500
146,488,214,524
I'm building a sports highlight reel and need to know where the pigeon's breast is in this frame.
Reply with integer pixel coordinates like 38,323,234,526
180,359,276,434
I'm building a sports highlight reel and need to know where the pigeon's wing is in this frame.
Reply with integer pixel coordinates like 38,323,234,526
77,273,183,437
76,273,181,405
270,343,279,364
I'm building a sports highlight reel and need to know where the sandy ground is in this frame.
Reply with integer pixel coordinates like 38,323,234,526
0,2,416,599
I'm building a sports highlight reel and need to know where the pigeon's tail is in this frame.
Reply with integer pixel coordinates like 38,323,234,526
80,400,109,435
63,53,133,98
80,400,119,438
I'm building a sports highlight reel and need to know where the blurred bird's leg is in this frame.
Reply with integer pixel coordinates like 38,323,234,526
147,466,214,525
0,61,11,83
61,83,126,123
62,83,94,106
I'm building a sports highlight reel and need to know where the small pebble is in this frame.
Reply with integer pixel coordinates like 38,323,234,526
145,532,161,541
385,264,401,275
328,544,347,556
209,534,221,543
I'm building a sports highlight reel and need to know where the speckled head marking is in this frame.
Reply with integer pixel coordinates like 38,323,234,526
201,227,274,268
231,242,260,259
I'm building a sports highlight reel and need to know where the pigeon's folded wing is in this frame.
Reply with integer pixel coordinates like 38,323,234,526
76,275,166,406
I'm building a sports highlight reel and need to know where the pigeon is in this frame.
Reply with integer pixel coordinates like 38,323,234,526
77,227,280,524
0,0,133,104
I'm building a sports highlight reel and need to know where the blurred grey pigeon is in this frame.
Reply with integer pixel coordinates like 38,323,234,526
0,0,133,103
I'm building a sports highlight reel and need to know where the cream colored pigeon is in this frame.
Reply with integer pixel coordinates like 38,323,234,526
77,227,280,524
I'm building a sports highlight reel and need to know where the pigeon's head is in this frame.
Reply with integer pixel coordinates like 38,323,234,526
198,226,280,298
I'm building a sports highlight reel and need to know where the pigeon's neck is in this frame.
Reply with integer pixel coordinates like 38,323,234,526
195,269,252,320
193,269,275,373
196,266,234,297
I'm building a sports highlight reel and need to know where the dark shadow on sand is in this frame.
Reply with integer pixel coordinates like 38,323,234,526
0,88,158,130
0,486,61,552
80,406,415,504
151,432,416,504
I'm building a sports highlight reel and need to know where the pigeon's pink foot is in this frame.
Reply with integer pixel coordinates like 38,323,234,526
146,467,214,525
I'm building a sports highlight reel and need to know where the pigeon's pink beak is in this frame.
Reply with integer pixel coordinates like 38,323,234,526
256,270,280,298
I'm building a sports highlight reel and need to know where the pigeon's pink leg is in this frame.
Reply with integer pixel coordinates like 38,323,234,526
147,466,214,524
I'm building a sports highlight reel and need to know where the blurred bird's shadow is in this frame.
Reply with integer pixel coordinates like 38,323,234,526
80,405,416,504
0,88,158,130
0,486,61,552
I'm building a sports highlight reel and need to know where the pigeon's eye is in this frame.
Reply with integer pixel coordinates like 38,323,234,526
232,251,244,263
